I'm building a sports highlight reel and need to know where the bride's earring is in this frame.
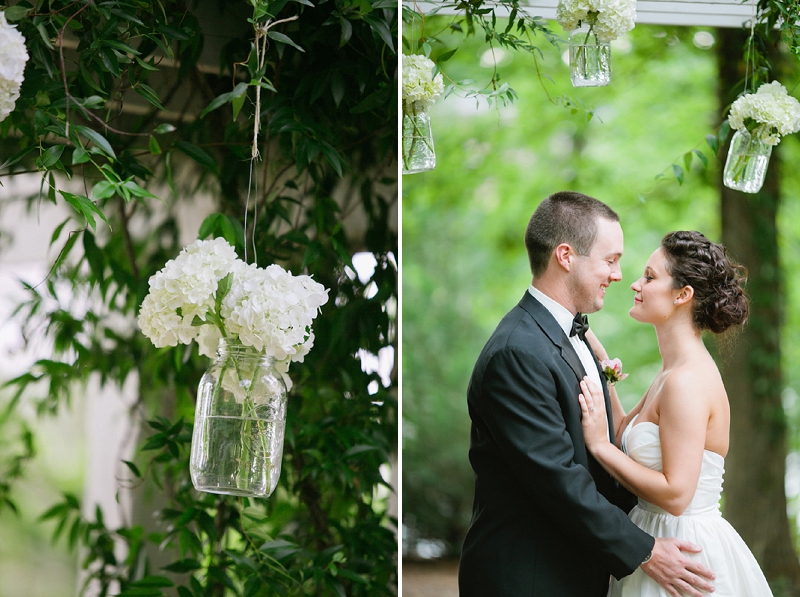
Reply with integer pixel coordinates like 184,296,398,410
673,300,678,305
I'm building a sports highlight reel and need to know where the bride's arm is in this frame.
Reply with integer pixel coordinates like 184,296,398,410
578,373,708,517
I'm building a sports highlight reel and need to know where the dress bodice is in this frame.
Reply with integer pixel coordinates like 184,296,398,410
621,414,724,516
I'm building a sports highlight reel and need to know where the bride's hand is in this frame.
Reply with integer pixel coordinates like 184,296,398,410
578,377,610,451
584,329,609,361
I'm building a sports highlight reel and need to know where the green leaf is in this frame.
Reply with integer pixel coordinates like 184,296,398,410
117,589,162,597
162,559,202,573
706,134,719,155
72,147,90,165
683,151,693,172
197,213,223,239
267,31,305,53
344,444,378,457
121,180,160,200
339,17,353,47
3,5,31,20
692,149,708,168
199,82,249,119
74,125,116,159
231,92,246,121
216,273,233,309
36,145,65,169
60,191,110,231
154,123,176,135
350,86,392,114
91,181,116,201
131,575,175,586
122,460,141,478
149,135,162,155
50,218,70,246
0,146,36,171
83,230,105,284
672,164,684,185
437,48,458,63
174,141,218,174
332,238,354,269
363,15,394,51
134,84,167,111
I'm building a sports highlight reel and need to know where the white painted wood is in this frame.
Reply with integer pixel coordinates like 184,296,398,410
412,0,758,28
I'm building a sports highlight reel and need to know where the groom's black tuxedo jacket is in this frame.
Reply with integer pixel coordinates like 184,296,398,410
458,292,654,597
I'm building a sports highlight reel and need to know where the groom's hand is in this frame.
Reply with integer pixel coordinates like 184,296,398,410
641,537,715,596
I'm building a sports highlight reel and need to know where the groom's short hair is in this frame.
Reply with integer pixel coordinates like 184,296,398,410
525,191,619,278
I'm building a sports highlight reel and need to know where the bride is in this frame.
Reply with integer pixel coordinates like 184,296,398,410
579,231,774,597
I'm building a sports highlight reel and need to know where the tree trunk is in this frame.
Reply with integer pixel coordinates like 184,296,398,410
717,27,800,592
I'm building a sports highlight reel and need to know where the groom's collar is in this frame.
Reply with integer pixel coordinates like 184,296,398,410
518,290,569,349
527,285,575,338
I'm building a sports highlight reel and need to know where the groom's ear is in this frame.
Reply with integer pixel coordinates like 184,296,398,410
554,243,574,271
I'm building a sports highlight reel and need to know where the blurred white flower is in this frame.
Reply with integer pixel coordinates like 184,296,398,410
402,54,444,114
728,81,800,146
0,11,29,122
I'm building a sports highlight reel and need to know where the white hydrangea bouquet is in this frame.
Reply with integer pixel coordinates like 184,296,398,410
723,81,800,193
557,0,635,87
0,11,29,122
402,54,444,116
401,54,444,174
727,81,800,146
556,0,636,42
137,237,329,391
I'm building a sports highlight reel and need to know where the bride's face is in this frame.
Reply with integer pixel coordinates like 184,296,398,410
629,247,678,324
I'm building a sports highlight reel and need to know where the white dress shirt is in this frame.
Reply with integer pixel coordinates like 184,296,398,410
527,285,604,397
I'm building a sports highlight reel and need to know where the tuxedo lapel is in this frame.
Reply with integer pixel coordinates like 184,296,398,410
519,292,617,446
519,292,587,382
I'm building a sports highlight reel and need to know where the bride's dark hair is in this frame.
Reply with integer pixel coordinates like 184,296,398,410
661,231,749,334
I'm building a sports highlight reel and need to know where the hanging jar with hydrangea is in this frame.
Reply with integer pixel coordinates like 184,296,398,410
138,238,329,497
402,54,444,174
556,0,636,88
723,81,800,193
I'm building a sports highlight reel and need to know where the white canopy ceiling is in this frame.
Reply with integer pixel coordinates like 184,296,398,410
413,0,758,28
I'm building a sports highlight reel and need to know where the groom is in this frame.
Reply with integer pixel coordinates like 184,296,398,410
458,191,716,596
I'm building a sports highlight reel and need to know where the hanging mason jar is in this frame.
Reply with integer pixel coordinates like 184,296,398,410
190,339,288,498
723,129,773,194
402,110,436,174
569,20,611,87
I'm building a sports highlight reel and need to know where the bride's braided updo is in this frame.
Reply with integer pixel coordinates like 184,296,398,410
661,231,749,334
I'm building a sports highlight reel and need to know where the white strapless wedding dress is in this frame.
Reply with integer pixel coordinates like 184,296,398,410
608,415,774,597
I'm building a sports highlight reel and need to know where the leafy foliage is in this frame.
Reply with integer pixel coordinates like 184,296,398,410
0,0,397,594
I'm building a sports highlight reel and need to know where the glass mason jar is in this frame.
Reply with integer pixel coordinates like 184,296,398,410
723,129,773,194
190,339,288,497
402,110,436,174
569,21,611,87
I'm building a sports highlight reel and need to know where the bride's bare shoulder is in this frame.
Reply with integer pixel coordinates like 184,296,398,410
658,360,725,410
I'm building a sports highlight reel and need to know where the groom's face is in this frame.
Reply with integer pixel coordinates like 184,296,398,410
568,217,624,314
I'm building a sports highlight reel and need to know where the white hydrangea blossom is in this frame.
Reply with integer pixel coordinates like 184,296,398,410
0,11,28,122
138,237,329,391
402,54,444,114
556,0,636,42
728,81,800,146
137,237,238,347
221,261,329,363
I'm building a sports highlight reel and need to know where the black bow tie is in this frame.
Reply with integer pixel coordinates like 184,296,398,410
570,312,589,341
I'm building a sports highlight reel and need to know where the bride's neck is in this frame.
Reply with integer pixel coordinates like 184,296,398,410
654,318,704,368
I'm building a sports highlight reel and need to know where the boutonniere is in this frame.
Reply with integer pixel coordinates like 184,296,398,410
600,358,628,385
